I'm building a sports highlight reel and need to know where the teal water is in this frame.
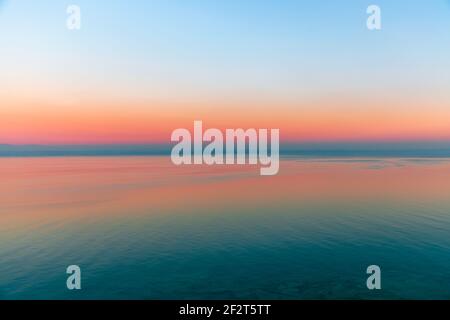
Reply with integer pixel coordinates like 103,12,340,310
1,157,450,299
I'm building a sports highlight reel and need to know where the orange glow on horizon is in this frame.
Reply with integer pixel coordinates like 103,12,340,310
2,96,450,144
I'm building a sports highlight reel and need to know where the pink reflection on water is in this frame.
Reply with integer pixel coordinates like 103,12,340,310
1,157,450,228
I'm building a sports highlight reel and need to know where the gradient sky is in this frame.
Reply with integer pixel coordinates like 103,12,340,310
1,0,450,144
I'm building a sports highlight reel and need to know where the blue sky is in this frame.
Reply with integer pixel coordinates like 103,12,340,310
1,0,449,102
1,1,450,145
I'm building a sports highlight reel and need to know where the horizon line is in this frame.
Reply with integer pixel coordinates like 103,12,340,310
1,141,450,158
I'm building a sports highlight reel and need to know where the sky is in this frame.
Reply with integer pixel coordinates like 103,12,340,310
1,0,450,145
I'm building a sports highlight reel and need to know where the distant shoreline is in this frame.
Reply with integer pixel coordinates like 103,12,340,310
1,142,450,158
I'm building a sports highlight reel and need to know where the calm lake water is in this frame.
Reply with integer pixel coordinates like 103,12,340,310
1,156,450,299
